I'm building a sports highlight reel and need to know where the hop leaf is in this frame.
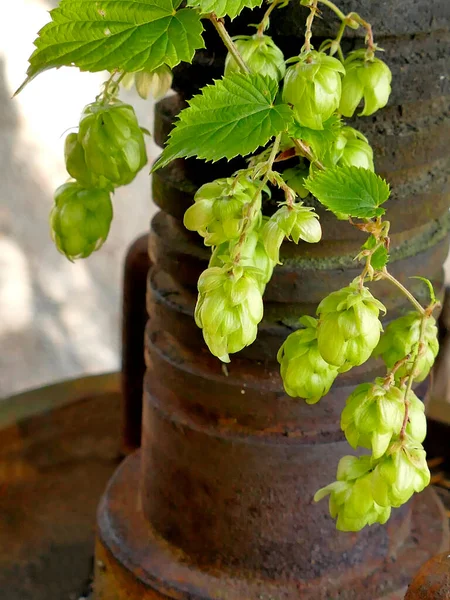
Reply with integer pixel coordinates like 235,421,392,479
305,165,390,219
316,280,386,372
282,51,345,130
225,35,286,81
195,265,264,362
341,379,405,458
374,313,439,383
50,182,113,260
187,0,263,19
278,316,339,403
262,203,321,263
339,50,392,118
153,74,293,170
361,235,390,270
79,101,147,186
18,0,205,92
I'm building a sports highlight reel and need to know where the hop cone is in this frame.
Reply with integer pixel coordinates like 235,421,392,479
406,391,427,443
282,51,345,130
137,66,173,99
195,265,264,362
225,35,286,82
262,203,321,263
371,439,430,508
121,66,172,99
339,50,392,117
278,316,339,403
375,312,439,382
79,101,147,186
50,182,113,260
315,455,391,531
281,166,310,199
64,133,112,189
317,281,386,372
210,226,275,286
335,127,374,171
341,380,405,458
184,177,261,247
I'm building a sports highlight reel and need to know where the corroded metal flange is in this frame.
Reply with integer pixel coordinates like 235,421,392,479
95,452,448,600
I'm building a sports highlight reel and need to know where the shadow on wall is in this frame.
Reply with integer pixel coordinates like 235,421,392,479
0,21,158,398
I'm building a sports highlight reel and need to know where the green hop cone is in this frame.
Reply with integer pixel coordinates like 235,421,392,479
406,391,427,443
64,133,112,190
317,280,386,372
195,264,264,362
281,166,310,199
79,101,147,187
374,312,439,382
135,65,173,100
334,127,374,171
341,379,405,458
50,182,113,260
371,438,430,508
339,50,392,117
225,35,286,82
262,203,321,263
315,456,391,531
278,316,339,403
210,226,276,286
122,66,173,100
184,177,261,247
282,51,345,130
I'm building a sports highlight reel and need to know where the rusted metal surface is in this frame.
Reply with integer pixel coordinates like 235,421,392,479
121,233,151,453
404,553,450,599
96,1,450,598
0,374,122,600
96,452,448,600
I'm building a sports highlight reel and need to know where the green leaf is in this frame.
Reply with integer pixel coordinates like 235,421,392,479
371,246,389,270
187,0,263,19
19,0,205,90
305,165,390,219
362,235,389,270
153,73,293,170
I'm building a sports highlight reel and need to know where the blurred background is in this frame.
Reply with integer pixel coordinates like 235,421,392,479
0,0,158,398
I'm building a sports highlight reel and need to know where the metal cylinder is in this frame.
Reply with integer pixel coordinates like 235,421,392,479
96,1,450,598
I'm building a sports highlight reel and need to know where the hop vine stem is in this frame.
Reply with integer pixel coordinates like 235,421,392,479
378,270,426,316
399,315,428,439
316,0,346,21
303,0,319,53
209,14,250,73
99,71,126,104
291,138,325,170
232,134,281,262
315,0,375,55
257,0,282,37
